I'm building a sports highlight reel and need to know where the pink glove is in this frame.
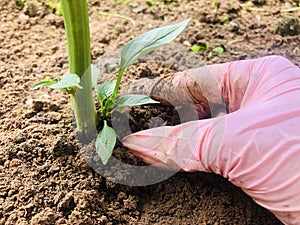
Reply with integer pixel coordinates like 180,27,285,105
123,55,300,225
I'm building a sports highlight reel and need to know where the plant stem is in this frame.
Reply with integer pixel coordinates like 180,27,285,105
112,68,125,99
61,0,96,140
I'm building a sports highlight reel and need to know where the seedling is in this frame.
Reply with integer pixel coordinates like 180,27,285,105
94,19,190,164
191,41,224,57
191,41,210,52
48,0,63,16
31,0,190,164
17,0,26,8
208,45,224,57
211,0,219,8
221,16,229,27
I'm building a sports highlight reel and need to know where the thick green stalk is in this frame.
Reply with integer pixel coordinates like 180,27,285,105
61,0,96,139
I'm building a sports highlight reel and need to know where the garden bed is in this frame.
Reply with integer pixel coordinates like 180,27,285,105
1,0,299,224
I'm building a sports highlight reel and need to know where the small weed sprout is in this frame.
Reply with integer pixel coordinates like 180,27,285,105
191,41,224,57
48,0,63,16
31,0,189,164
17,0,26,8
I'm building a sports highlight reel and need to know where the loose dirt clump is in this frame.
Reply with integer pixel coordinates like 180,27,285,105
276,17,300,36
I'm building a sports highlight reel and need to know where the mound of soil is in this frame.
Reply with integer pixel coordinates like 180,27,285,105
1,0,299,224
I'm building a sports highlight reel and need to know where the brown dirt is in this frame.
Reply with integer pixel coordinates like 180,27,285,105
1,0,299,224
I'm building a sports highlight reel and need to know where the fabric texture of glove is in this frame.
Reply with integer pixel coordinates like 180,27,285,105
123,55,300,225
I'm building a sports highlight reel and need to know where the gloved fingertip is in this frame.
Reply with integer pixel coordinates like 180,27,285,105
122,126,168,148
122,133,152,152
123,129,151,144
122,133,162,165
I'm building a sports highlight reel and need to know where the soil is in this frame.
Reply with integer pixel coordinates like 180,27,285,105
1,0,299,224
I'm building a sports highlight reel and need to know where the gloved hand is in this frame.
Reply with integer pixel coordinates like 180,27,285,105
122,55,300,225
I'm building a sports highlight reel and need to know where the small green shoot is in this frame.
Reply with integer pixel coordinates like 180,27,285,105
48,0,62,16
211,0,218,8
17,0,26,7
191,45,203,52
221,16,229,27
208,45,224,57
191,41,210,52
146,0,155,6
95,19,190,164
191,41,224,57
213,46,224,54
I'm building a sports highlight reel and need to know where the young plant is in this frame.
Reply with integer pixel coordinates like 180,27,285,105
17,0,26,8
95,18,190,164
191,41,224,58
30,0,189,165
48,0,63,16
191,41,210,52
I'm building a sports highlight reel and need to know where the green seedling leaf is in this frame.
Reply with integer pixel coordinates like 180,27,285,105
223,23,229,27
146,0,154,6
117,94,159,108
96,121,117,165
55,1,63,16
49,73,82,89
211,0,218,7
191,45,205,52
213,46,224,54
91,64,100,91
120,18,190,69
205,41,210,50
221,16,229,23
30,80,57,90
98,81,116,104
191,41,210,52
